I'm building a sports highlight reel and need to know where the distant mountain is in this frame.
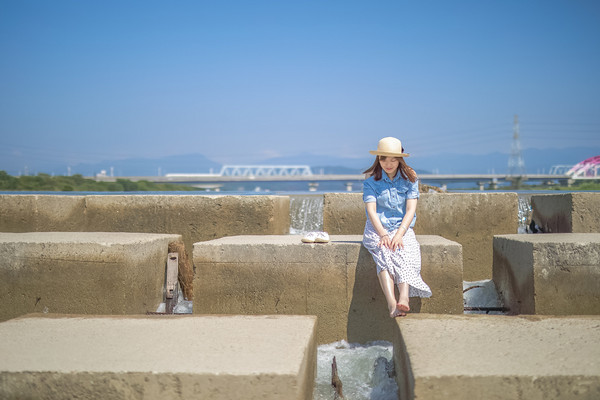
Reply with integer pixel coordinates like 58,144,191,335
312,165,431,175
71,153,222,176
519,147,599,174
410,152,508,175
409,147,599,175
1,152,72,176
262,147,600,175
1,152,221,177
262,153,371,170
2,146,597,177
312,165,365,174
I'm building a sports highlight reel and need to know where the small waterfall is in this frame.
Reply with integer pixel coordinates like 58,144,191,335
517,194,533,234
289,194,324,234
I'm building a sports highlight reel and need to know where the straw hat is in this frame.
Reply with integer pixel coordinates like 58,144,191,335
369,137,410,157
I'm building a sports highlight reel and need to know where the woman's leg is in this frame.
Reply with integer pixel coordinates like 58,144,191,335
378,270,405,317
397,282,410,312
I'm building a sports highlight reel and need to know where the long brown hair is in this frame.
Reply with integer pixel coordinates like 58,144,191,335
363,155,418,182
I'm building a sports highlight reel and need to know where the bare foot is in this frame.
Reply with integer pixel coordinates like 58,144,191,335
397,301,410,314
388,303,407,318
390,308,406,318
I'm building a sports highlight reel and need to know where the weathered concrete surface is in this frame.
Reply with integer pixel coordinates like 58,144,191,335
393,314,600,400
0,195,87,231
0,194,290,298
531,192,600,233
0,314,317,400
84,195,290,248
323,192,518,280
0,232,181,322
493,233,600,315
323,193,366,235
0,194,290,252
193,235,463,343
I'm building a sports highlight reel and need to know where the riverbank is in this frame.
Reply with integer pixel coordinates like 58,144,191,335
0,171,196,192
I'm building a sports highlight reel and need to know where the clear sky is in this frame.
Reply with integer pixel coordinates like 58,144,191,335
1,0,599,167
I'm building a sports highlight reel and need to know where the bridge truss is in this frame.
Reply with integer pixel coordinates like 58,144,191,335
219,165,313,177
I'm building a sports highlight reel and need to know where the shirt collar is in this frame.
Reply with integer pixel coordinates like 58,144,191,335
382,171,400,183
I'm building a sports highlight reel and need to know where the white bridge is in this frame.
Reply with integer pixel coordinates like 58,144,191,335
165,165,313,178
220,165,313,177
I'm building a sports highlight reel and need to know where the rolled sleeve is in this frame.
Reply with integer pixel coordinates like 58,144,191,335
407,179,420,199
363,179,377,203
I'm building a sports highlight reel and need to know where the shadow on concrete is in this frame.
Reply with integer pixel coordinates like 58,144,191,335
346,246,424,344
345,247,394,343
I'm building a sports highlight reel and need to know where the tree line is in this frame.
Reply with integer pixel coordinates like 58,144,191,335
0,171,196,192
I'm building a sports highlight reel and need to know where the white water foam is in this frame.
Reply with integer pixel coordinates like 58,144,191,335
517,194,533,233
463,279,505,314
313,340,398,400
289,194,324,234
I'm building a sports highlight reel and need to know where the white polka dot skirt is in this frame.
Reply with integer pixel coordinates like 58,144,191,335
363,219,432,298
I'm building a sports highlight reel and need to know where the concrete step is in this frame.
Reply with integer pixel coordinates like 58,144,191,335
0,314,317,400
194,234,463,344
0,232,181,322
493,233,600,315
393,314,600,400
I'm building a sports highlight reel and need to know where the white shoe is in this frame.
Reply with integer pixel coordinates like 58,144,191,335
301,232,329,243
301,232,318,243
315,232,330,243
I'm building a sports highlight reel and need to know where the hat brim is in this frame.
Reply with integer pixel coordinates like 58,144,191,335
369,150,410,157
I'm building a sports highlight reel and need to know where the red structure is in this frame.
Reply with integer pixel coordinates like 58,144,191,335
567,156,600,178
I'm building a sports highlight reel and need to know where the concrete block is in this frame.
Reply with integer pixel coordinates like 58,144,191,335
493,233,600,315
84,195,290,248
193,235,463,344
323,192,519,280
0,194,290,297
0,232,181,322
0,194,291,253
393,314,600,400
323,193,365,235
0,314,317,400
0,195,87,232
531,192,600,233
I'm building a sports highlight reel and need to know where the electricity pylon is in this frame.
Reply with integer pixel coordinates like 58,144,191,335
508,115,526,177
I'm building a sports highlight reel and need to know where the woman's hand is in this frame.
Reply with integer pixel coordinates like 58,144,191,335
379,232,403,250
378,233,392,248
390,232,404,251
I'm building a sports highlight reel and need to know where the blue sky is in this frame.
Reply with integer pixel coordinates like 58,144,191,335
1,0,599,169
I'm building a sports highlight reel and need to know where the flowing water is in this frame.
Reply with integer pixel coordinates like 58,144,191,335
289,194,324,234
463,279,505,314
313,341,398,400
517,194,533,233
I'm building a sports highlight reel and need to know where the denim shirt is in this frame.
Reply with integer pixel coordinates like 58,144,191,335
363,172,420,231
